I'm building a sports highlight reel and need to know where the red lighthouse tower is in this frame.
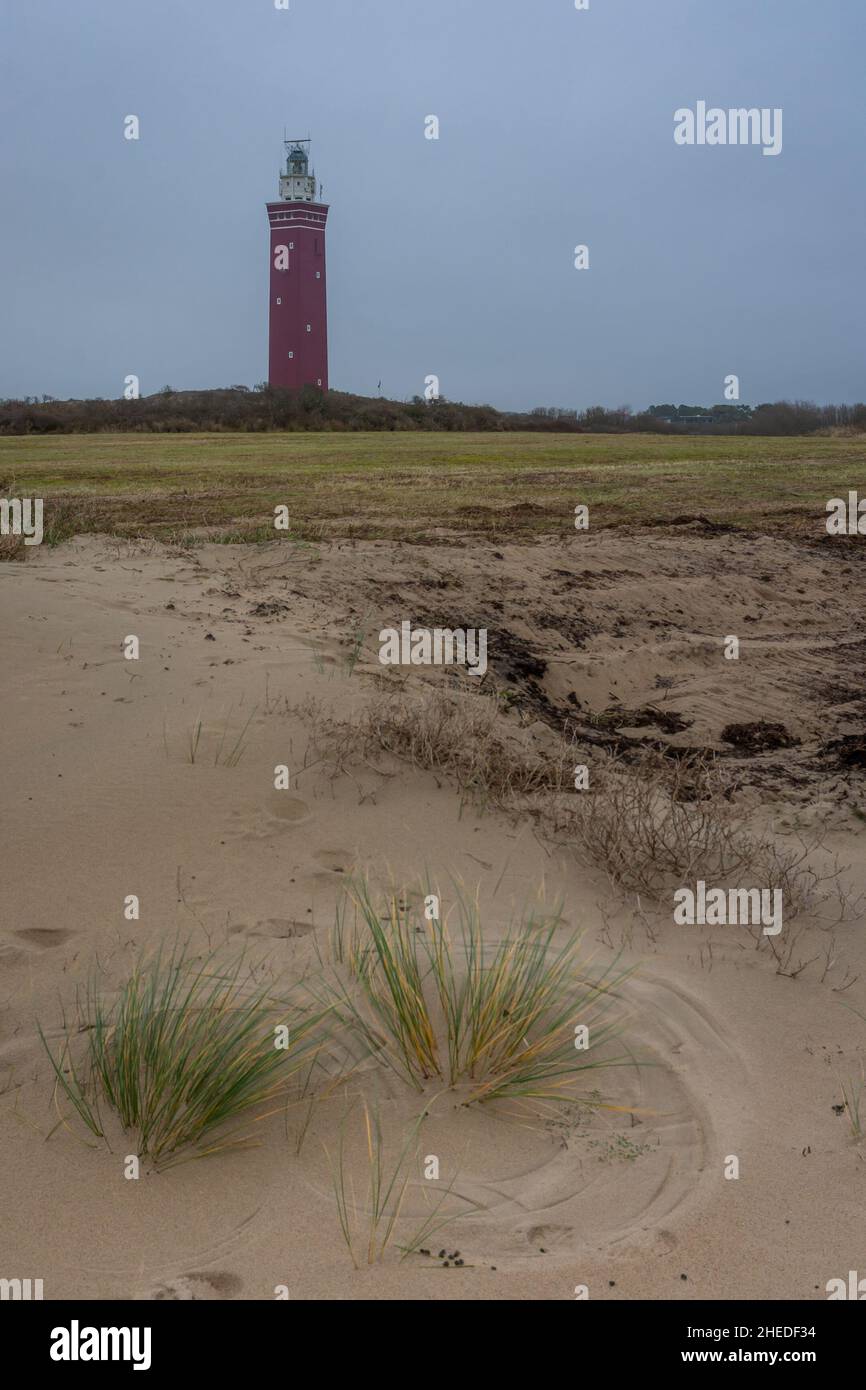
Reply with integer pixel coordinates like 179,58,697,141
266,138,329,391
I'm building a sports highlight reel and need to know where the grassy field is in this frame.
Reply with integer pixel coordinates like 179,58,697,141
1,431,864,544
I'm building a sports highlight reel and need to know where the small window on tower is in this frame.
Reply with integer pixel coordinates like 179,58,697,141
276,297,282,305
288,351,294,359
317,379,322,387
316,271,321,279
289,242,294,250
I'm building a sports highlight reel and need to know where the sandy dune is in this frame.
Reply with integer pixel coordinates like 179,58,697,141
1,528,864,1300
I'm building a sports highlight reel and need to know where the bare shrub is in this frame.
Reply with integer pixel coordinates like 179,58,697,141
555,750,749,894
560,750,851,924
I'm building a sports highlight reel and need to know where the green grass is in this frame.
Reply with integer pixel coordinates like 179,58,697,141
839,1068,864,1140
326,1102,467,1267
322,884,634,1105
39,940,331,1168
179,706,258,766
838,1002,866,1140
2,431,864,543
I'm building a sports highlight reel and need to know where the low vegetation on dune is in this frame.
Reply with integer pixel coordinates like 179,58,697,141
295,686,571,808
319,883,632,1105
327,1103,469,1267
39,941,331,1168
39,882,635,1161
298,687,853,934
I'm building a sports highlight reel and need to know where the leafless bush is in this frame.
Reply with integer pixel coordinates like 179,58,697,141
560,750,852,924
555,751,750,894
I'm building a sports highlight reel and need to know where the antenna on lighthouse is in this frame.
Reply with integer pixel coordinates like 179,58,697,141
278,136,318,204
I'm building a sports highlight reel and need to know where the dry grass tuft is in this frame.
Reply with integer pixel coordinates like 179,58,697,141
0,532,26,561
296,686,572,808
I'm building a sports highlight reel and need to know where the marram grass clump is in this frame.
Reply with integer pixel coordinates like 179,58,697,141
321,884,634,1105
39,940,330,1168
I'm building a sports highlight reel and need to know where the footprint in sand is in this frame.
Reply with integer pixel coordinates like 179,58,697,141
14,928,75,950
225,796,312,842
231,918,316,940
143,1271,242,1301
524,1224,573,1249
312,849,355,875
267,793,311,825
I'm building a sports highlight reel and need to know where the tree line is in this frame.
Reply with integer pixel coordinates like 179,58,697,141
1,386,864,436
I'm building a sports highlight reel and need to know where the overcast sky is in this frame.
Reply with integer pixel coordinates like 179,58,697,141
1,0,863,411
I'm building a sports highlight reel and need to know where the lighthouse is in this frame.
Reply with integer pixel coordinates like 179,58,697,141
266,138,330,391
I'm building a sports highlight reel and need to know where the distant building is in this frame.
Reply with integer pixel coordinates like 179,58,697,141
266,138,329,391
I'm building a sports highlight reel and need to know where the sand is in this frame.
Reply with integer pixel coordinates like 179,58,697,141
1,526,864,1301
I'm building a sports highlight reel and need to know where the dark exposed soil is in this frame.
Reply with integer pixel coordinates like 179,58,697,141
207,526,866,794
720,721,800,754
